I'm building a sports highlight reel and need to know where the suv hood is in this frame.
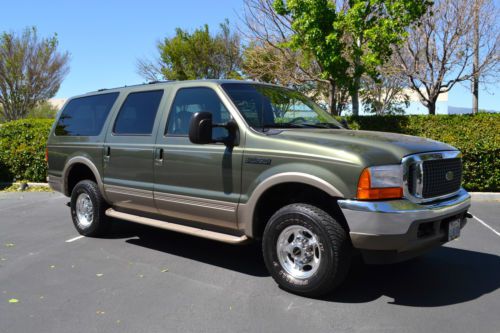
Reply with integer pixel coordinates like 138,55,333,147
273,129,457,165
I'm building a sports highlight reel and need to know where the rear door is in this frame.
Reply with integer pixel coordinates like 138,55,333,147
103,89,166,213
153,86,243,230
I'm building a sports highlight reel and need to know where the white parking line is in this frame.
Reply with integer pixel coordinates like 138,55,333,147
473,215,500,237
65,235,85,243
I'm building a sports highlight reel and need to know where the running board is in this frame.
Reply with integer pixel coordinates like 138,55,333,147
105,208,249,244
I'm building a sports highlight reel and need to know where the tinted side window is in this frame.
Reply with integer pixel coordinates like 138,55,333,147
166,87,230,138
55,93,119,136
113,90,164,135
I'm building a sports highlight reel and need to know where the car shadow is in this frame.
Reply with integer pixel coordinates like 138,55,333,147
107,219,269,277
327,246,500,307
106,220,500,306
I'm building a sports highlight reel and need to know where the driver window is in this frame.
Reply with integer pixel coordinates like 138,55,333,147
166,87,230,139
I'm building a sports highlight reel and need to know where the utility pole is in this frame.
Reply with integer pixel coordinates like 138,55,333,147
472,0,480,114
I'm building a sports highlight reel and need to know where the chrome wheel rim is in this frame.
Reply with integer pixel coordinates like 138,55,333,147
76,193,93,228
276,225,321,279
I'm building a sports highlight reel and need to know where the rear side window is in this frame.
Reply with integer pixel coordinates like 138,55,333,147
113,90,164,135
55,93,119,136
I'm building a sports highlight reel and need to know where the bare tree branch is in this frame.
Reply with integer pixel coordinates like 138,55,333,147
396,0,499,114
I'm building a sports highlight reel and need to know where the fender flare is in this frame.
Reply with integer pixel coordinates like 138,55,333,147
237,172,345,238
62,156,106,199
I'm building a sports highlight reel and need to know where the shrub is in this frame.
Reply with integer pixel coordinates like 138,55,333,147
342,114,500,192
0,118,53,182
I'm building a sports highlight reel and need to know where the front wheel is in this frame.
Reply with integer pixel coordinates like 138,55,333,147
262,203,351,297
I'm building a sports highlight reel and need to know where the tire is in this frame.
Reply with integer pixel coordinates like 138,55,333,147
262,203,351,297
70,180,109,237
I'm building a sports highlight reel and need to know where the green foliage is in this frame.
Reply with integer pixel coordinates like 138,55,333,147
0,26,69,121
273,0,430,110
26,101,58,119
157,20,241,80
341,114,500,192
0,118,53,182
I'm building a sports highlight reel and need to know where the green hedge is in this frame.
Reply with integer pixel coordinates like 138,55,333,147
0,115,498,191
342,114,500,192
0,119,53,182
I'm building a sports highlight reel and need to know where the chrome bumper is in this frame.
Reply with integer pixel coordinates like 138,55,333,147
338,188,471,257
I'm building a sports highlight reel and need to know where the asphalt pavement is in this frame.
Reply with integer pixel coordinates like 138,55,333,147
0,192,499,333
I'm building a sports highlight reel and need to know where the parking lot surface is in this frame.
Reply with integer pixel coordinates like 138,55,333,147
1,192,499,333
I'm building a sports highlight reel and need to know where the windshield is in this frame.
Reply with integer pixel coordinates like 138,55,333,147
221,83,342,131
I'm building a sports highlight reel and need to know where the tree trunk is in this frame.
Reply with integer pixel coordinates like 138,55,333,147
328,80,338,116
472,0,479,114
351,73,361,116
427,100,436,115
351,89,359,116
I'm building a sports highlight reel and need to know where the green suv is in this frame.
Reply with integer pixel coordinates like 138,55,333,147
47,80,471,296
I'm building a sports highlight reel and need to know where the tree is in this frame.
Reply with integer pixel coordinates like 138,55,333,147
471,0,499,114
26,100,59,119
273,0,430,115
0,27,69,121
396,0,499,115
240,0,350,115
137,20,242,81
361,61,409,115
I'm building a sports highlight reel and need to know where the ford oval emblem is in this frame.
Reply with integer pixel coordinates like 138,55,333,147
445,171,454,181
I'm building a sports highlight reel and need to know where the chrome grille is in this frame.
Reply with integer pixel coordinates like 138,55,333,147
403,151,462,203
421,158,462,198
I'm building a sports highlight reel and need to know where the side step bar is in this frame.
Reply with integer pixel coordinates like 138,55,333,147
105,208,249,245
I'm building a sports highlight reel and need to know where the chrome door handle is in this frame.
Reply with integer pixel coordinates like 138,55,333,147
154,148,164,166
103,146,111,166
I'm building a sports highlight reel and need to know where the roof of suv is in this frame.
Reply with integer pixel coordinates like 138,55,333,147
82,79,279,98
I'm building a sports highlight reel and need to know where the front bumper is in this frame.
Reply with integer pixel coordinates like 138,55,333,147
338,188,471,264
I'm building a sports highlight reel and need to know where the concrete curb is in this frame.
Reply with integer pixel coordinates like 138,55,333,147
469,192,500,200
0,182,50,188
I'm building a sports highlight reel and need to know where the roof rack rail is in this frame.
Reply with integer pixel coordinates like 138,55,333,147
97,88,108,91
148,80,172,84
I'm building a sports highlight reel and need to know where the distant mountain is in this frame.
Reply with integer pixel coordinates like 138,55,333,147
448,106,500,114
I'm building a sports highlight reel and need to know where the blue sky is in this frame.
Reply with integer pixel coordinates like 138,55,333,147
1,0,498,111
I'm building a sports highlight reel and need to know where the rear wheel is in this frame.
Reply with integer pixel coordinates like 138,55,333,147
262,203,351,297
70,180,109,236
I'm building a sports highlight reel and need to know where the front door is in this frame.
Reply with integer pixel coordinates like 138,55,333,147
153,86,243,230
103,89,165,213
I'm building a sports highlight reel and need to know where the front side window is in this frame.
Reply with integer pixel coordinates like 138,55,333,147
166,87,230,139
55,92,119,136
221,83,342,131
113,90,164,135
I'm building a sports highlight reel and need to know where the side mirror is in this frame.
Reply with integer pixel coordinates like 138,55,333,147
189,112,213,144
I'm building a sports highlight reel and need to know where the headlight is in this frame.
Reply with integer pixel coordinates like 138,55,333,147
357,165,403,200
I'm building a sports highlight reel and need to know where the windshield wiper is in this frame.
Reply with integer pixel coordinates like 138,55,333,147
305,123,341,129
262,123,306,129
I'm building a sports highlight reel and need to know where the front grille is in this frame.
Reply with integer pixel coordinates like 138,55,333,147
421,158,462,198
